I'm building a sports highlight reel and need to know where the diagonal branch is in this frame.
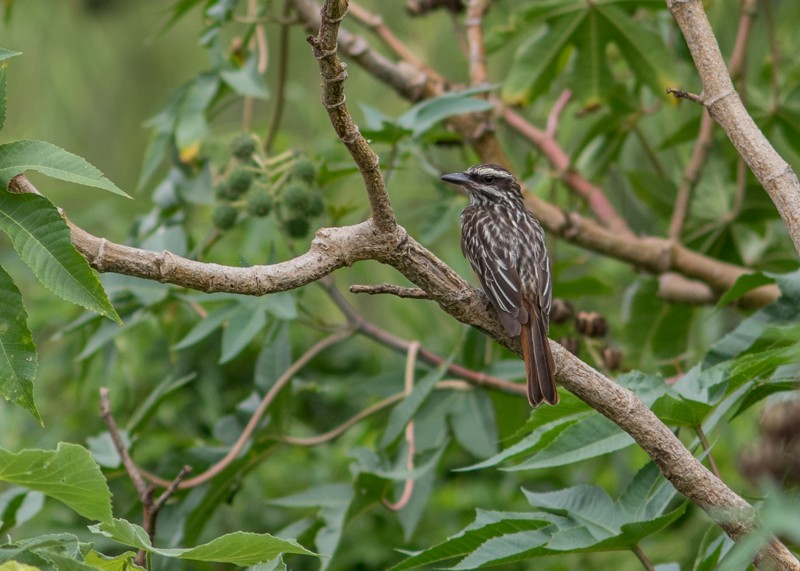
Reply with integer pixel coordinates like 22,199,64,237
667,0,800,256
668,0,759,240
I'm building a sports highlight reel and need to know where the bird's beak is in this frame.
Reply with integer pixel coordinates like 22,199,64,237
440,172,470,186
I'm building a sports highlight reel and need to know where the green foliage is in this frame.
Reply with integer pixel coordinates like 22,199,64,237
2,2,800,571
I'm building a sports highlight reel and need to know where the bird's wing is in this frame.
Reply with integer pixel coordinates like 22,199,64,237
462,220,528,336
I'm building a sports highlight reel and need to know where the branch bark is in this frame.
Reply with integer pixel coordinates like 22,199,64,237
667,0,800,256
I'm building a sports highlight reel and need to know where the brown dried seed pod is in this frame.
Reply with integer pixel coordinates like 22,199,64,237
550,299,574,325
575,311,608,337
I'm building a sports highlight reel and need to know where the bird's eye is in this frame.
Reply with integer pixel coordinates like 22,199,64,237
482,175,495,184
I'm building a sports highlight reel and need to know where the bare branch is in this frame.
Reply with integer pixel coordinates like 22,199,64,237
307,0,396,231
350,283,430,298
465,0,491,86
668,0,758,240
667,0,800,256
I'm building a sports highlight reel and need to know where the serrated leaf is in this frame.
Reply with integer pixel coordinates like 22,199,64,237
0,193,120,322
0,264,39,422
389,510,554,571
457,395,591,471
90,518,316,565
509,413,633,470
0,141,128,197
0,443,113,523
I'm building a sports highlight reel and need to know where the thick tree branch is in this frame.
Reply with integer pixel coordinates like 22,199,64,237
667,0,800,256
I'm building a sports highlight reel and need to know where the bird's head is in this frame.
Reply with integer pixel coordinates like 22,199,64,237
440,164,523,206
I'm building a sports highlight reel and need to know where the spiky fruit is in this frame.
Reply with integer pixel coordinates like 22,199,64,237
212,204,238,230
247,191,274,217
230,133,257,160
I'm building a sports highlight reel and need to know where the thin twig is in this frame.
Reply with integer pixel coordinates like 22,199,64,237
545,89,572,139
695,425,721,479
465,0,491,86
140,329,353,488
265,0,292,152
101,388,188,566
668,0,758,240
665,88,705,105
383,341,420,511
350,284,430,298
326,282,525,395
100,387,148,498
633,545,656,571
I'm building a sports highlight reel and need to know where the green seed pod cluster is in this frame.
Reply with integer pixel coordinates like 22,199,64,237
230,133,257,161
284,217,310,239
247,190,274,217
290,157,316,185
212,204,238,230
228,166,254,194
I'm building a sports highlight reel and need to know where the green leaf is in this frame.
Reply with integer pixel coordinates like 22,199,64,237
254,322,291,392
0,193,120,320
90,518,316,565
0,141,128,197
264,292,297,320
503,13,584,105
596,4,674,96
0,265,39,422
220,302,267,363
0,61,8,135
458,394,591,471
175,73,219,154
220,56,268,100
509,413,633,470
173,303,237,350
571,10,613,107
83,550,141,571
0,443,113,523
127,373,196,435
716,272,776,308
0,48,22,63
380,361,450,448
389,510,554,571
447,391,498,458
397,86,496,137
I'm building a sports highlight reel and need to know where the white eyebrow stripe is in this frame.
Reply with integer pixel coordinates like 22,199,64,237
470,166,511,179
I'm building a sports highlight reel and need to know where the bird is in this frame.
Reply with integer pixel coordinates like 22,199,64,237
440,164,558,407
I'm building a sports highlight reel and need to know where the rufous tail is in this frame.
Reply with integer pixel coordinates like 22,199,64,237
520,300,558,407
